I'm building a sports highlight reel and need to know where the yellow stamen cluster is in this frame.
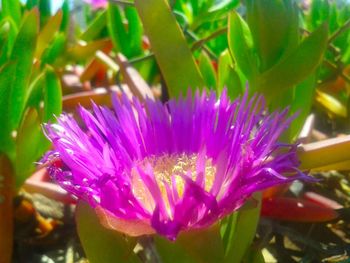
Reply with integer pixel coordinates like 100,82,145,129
131,153,216,213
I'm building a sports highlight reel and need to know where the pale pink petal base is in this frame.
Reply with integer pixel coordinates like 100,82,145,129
95,206,156,237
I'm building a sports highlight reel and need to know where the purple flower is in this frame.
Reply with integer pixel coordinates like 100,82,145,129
43,90,312,240
84,0,108,9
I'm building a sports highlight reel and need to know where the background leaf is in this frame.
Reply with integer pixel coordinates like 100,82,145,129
76,202,140,263
198,51,217,89
8,9,38,130
258,23,328,96
228,11,258,83
222,193,262,263
135,0,205,97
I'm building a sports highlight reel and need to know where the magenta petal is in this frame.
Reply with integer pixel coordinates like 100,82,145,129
43,89,313,240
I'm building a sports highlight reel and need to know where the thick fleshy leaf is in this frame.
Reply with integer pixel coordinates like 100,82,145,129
315,89,347,117
1,0,21,26
80,10,107,41
217,49,242,99
298,135,350,171
223,193,262,263
60,0,70,32
0,62,16,156
39,0,51,26
67,39,110,62
0,18,18,67
135,0,205,97
310,0,330,30
107,4,129,55
257,23,328,96
198,51,217,89
76,201,140,263
41,33,66,66
190,0,240,30
125,7,143,56
155,224,225,263
43,66,62,122
228,11,258,81
35,11,63,59
289,74,316,140
26,71,46,109
8,9,38,130
15,108,44,187
245,0,299,71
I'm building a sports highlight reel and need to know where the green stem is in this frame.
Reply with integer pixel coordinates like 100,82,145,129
328,18,350,43
191,27,227,51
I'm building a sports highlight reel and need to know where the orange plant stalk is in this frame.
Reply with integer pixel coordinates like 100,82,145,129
0,155,14,263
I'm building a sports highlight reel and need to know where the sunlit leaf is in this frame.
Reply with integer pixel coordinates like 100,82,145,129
39,0,51,27
217,50,242,99
228,11,258,82
8,9,38,130
0,18,18,67
156,224,225,263
43,66,62,122
81,10,107,41
60,0,70,32
0,62,16,156
26,70,45,109
107,4,129,55
246,0,299,71
125,7,143,56
76,201,140,263
315,89,347,117
41,32,66,66
67,39,110,62
222,193,262,263
35,11,63,59
198,51,217,89
15,108,43,187
135,0,205,97
1,0,21,26
289,74,316,140
257,23,328,97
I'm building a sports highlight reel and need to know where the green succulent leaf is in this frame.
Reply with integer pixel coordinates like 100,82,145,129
38,0,51,27
67,39,110,62
155,224,225,263
289,74,316,140
135,0,205,98
41,32,66,66
80,10,107,41
125,7,143,56
221,193,262,263
36,10,63,59
43,66,62,122
217,50,242,99
107,4,129,55
0,62,17,156
8,9,38,130
0,18,18,67
257,23,328,97
198,51,217,89
1,0,21,26
15,108,44,187
76,201,140,263
228,11,258,81
245,0,299,71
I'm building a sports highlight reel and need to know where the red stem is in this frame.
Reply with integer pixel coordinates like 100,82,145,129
0,155,14,263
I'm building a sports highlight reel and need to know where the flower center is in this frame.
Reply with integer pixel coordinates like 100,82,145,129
131,153,216,213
